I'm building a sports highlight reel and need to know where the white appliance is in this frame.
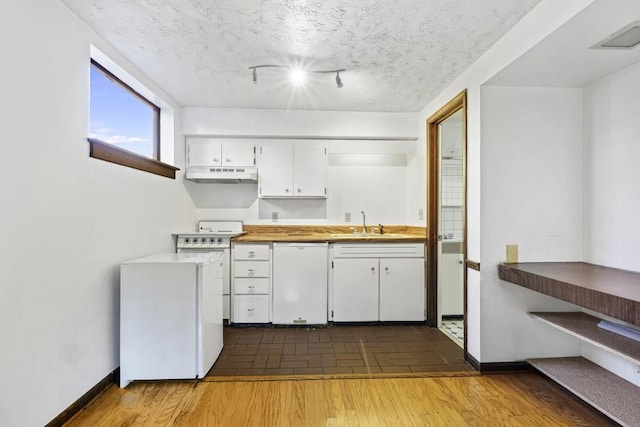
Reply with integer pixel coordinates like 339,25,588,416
175,220,244,321
185,166,258,183
120,252,224,388
272,243,328,325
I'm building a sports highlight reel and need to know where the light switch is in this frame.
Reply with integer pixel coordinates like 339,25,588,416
272,212,278,222
345,212,351,222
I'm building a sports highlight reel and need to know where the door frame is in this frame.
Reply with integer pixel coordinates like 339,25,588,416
426,90,468,351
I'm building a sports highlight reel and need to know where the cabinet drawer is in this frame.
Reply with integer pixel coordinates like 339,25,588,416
234,244,270,260
233,295,269,323
332,243,424,258
234,278,269,294
234,260,270,277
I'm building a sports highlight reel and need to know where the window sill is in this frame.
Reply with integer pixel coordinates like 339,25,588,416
88,138,179,179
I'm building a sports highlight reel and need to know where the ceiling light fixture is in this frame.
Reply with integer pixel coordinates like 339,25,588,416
249,65,346,88
592,20,640,50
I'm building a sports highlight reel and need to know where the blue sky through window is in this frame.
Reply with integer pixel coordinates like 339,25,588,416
89,64,155,158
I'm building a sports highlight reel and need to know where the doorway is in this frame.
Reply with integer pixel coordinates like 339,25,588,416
426,91,467,352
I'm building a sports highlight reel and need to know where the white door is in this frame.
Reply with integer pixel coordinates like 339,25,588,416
259,142,293,197
272,243,328,324
293,141,327,197
441,252,464,316
332,258,379,321
437,109,465,330
221,141,255,167
187,138,222,167
379,258,425,321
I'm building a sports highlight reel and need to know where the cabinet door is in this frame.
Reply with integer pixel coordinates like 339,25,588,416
186,138,222,167
379,258,425,321
221,142,255,167
259,143,293,197
293,142,327,197
441,253,464,316
332,258,379,322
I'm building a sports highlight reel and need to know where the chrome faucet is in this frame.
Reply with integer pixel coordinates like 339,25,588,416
360,210,367,234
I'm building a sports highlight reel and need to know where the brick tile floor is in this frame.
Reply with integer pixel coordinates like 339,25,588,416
207,324,473,377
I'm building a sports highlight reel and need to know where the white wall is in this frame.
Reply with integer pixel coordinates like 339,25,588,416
0,1,196,426
479,86,584,362
182,108,420,226
416,0,594,360
583,60,640,272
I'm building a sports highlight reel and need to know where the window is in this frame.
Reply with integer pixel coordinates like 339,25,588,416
88,58,178,179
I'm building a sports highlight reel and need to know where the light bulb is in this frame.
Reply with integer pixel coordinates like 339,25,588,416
290,68,306,85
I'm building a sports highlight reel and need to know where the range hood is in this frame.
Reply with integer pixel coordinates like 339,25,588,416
185,166,258,183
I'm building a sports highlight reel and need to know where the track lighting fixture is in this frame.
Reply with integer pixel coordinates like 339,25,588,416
335,71,343,88
248,65,345,88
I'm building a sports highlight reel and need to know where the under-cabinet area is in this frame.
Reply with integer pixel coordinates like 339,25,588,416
230,230,426,326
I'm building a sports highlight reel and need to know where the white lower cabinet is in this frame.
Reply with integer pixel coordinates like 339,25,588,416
331,244,425,322
379,258,425,321
232,243,271,323
332,258,379,322
440,252,464,316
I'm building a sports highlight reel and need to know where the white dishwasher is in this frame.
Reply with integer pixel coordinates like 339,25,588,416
272,243,328,325
119,253,224,387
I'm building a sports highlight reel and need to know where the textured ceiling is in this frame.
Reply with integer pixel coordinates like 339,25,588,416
61,0,541,112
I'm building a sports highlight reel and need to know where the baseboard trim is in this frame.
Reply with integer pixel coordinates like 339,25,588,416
465,352,531,373
45,368,119,427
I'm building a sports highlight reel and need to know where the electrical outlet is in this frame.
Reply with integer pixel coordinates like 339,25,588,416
345,212,351,222
418,208,424,220
506,244,518,263
272,211,278,222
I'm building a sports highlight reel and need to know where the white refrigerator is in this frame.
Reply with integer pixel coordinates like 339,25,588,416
120,253,223,388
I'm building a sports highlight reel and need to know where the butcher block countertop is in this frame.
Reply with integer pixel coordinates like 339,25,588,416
232,225,427,243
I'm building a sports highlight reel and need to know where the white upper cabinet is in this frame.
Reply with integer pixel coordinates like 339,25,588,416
186,137,256,168
258,140,327,198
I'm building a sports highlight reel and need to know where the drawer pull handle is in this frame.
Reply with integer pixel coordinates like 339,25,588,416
247,308,255,312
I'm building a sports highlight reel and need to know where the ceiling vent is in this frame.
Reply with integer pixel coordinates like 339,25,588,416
592,21,640,49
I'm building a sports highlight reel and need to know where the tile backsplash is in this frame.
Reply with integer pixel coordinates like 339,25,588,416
442,161,463,238
442,206,463,238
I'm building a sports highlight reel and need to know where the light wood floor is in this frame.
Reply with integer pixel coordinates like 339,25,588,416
64,372,614,426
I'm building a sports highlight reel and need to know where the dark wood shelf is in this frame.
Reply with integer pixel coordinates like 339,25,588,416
498,262,640,326
529,312,640,365
529,357,640,427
